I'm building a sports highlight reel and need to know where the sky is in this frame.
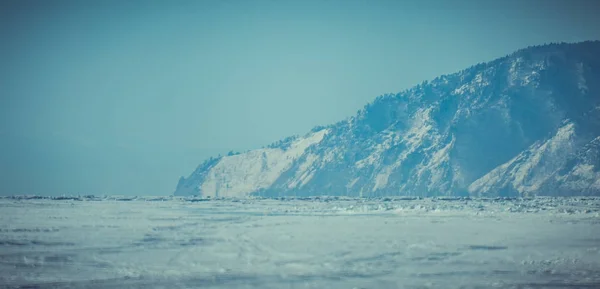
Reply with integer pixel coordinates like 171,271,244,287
1,0,599,196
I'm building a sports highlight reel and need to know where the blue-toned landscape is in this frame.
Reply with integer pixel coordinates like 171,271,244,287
2,1,600,288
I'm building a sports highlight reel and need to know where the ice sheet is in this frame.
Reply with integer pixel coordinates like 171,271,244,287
1,196,599,288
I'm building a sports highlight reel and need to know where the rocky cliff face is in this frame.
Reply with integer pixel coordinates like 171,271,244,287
175,41,600,197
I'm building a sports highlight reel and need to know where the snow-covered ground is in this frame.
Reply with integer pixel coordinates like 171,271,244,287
1,196,599,288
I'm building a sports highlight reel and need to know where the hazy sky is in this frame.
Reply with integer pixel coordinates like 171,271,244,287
1,0,599,196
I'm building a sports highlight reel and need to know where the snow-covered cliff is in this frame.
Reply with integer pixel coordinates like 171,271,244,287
175,41,600,197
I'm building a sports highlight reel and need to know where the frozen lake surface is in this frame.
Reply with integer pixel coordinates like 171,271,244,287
1,196,599,289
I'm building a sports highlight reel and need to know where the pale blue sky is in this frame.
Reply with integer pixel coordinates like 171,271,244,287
1,0,599,195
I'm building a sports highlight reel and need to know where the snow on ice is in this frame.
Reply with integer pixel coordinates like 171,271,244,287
1,196,599,288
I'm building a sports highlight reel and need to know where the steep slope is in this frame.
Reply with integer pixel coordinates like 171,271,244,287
175,41,600,197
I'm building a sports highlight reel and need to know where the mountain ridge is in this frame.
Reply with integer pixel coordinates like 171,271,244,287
175,41,600,197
